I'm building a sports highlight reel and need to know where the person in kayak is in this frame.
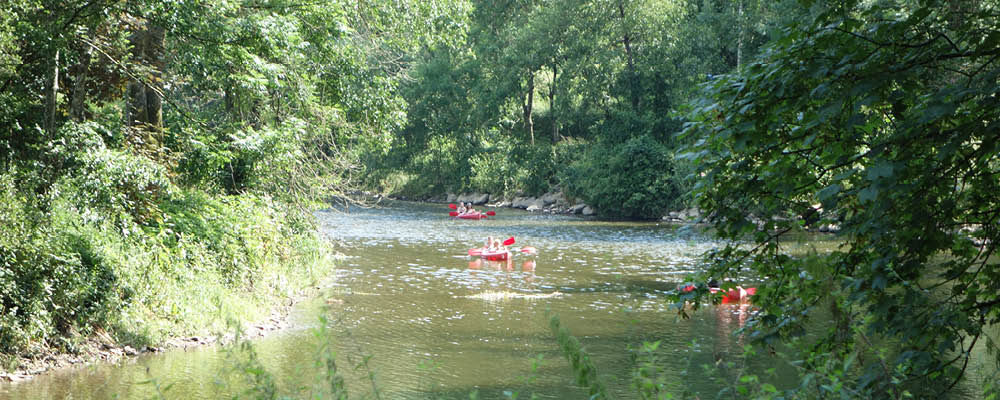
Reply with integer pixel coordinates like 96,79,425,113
456,202,467,214
681,279,754,303
484,236,495,251
493,238,505,252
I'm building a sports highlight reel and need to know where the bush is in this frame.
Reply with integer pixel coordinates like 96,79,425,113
0,173,127,353
0,163,333,359
394,135,472,198
560,135,681,219
468,139,556,197
69,146,173,228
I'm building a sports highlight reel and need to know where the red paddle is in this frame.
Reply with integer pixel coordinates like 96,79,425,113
486,211,496,216
448,203,457,210
503,236,515,246
449,211,459,217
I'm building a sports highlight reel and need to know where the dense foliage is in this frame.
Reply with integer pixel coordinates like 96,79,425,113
364,0,795,217
682,0,1000,397
0,0,433,365
561,135,681,219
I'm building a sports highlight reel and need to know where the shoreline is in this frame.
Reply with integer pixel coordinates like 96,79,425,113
0,268,338,384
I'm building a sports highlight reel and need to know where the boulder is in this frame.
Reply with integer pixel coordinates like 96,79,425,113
540,192,561,206
570,203,587,214
526,204,543,212
681,208,701,220
446,193,457,202
472,193,490,205
512,197,536,209
582,206,596,216
819,224,841,233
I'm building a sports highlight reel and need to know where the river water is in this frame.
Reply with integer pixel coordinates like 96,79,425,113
0,201,988,399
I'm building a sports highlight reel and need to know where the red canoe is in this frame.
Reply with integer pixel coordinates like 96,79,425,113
682,285,757,303
712,287,756,303
468,248,510,260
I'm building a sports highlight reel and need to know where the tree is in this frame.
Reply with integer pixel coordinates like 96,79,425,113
682,0,1000,396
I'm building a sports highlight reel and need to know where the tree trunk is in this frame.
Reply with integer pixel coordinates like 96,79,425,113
524,71,534,145
224,85,235,120
272,88,282,125
44,50,59,135
126,23,163,136
617,1,639,111
145,24,164,137
948,0,977,30
70,42,92,122
736,0,744,70
125,30,146,128
550,62,558,143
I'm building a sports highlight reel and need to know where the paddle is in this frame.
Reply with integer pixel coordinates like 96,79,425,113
486,211,496,216
448,203,457,209
503,236,515,246
449,211,458,217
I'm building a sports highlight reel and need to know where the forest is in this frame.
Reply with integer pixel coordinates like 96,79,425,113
1,0,999,398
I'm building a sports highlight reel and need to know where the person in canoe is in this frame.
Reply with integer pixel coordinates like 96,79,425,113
493,237,506,252
681,279,755,303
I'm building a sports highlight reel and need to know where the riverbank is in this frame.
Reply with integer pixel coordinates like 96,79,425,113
0,179,340,384
385,190,704,222
385,191,845,232
0,275,334,383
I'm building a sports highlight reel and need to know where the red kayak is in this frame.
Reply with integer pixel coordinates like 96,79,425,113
455,213,487,220
467,246,537,260
468,248,510,260
682,285,756,303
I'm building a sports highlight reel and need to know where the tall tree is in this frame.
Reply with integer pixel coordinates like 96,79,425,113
682,0,1000,396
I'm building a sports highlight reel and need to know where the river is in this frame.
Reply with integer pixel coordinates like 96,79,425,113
0,200,988,399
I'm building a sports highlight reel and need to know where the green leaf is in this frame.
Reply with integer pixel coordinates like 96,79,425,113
866,162,893,180
859,185,878,204
818,183,841,202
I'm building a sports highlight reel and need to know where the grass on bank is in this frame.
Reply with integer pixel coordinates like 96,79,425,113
0,168,336,372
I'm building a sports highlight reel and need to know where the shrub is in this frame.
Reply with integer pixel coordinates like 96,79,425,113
0,173,127,353
0,163,333,358
395,135,472,198
69,147,173,228
467,138,556,197
560,135,681,219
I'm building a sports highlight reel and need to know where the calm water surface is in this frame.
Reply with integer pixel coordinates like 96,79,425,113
3,201,985,399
